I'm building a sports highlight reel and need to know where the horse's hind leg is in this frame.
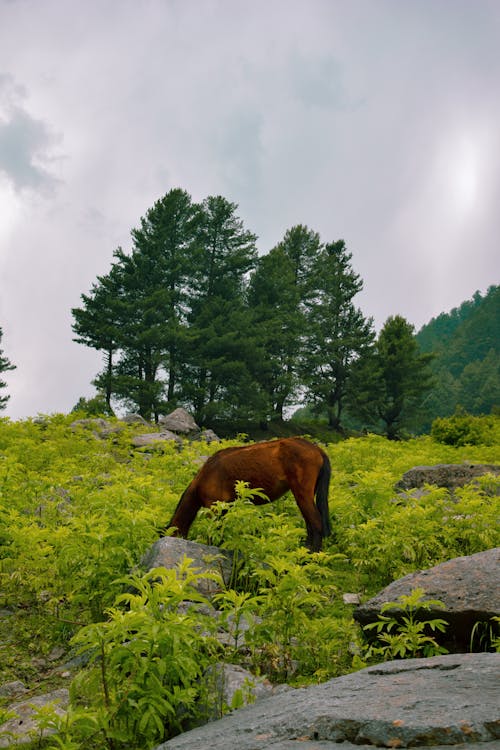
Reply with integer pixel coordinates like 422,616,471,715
290,486,323,552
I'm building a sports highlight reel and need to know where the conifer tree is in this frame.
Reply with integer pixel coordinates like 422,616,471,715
0,327,15,410
247,245,303,421
247,225,323,423
182,195,259,423
353,315,434,438
301,240,374,429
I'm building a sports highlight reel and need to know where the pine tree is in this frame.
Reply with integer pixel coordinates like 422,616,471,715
246,225,323,423
247,245,303,421
374,315,434,439
0,327,15,410
182,195,259,423
72,263,125,413
301,240,374,430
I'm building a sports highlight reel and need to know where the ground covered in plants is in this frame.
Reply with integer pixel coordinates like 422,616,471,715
0,414,498,749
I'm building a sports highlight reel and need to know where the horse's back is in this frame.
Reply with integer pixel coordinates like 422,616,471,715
195,437,325,503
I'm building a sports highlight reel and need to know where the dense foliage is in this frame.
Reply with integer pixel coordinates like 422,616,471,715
71,188,498,438
0,414,498,748
71,189,378,429
416,285,500,427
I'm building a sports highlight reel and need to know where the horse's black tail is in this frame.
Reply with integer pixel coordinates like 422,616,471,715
315,452,332,537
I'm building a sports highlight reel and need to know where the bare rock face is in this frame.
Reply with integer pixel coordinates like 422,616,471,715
395,463,499,491
155,653,500,749
354,548,500,651
140,537,234,597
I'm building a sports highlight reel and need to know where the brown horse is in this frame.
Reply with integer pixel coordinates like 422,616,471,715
167,437,331,551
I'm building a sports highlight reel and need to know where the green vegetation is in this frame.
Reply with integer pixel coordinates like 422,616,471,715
431,411,500,447
0,414,499,748
363,588,449,660
416,285,499,428
70,188,497,438
71,190,378,430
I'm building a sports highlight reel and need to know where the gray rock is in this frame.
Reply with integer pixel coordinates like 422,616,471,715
201,663,273,722
159,408,200,435
354,548,500,651
200,429,221,443
131,430,182,448
121,413,148,424
155,653,500,749
395,463,499,491
0,681,27,698
0,688,69,748
342,593,361,605
140,537,234,597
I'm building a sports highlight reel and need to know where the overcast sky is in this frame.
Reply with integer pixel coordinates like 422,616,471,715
0,0,498,419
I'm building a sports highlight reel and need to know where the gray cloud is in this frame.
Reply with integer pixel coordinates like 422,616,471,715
0,0,498,419
0,75,61,192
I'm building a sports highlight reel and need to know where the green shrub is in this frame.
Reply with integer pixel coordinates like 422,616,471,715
363,588,449,660
61,564,220,748
431,412,499,446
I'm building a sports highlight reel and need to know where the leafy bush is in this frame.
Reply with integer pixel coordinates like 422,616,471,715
62,564,220,748
431,412,499,446
363,588,449,660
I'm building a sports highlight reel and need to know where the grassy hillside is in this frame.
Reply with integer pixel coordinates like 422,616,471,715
0,414,498,748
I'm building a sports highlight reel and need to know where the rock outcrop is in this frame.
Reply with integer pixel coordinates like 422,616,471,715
155,652,500,749
70,408,221,447
395,463,499,491
353,548,500,651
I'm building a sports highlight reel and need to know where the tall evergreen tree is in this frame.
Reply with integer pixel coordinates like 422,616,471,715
182,195,259,423
0,327,15,410
72,263,126,412
72,188,199,420
121,188,199,417
246,225,323,423
300,240,374,430
373,315,434,439
247,246,303,421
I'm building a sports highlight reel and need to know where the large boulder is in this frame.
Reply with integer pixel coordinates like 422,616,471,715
140,537,234,597
0,688,69,748
395,463,499,491
159,408,200,435
131,430,182,448
354,548,500,651
200,663,274,722
155,652,500,749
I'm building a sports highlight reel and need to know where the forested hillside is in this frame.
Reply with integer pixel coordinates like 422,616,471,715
416,285,499,428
